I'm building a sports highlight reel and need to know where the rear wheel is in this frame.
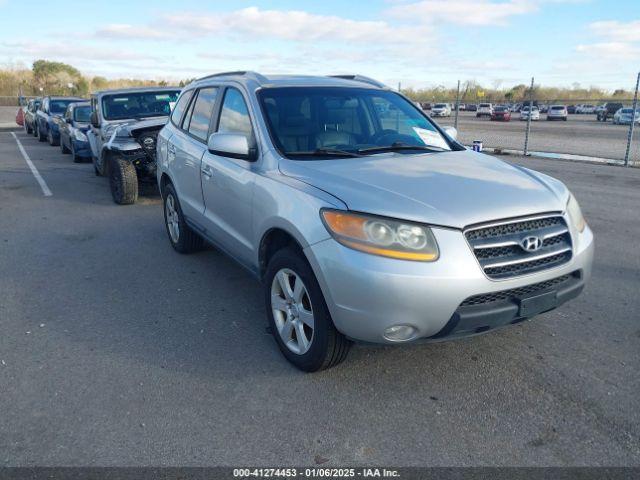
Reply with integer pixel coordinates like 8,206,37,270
264,248,351,372
109,157,138,205
25,122,32,135
162,183,204,253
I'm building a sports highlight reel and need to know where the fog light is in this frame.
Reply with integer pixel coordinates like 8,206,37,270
383,325,417,342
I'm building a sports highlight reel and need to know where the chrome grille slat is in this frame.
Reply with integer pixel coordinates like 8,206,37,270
465,214,573,279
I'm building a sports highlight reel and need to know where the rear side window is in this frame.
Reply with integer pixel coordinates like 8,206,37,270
187,87,219,141
170,90,194,126
217,88,253,137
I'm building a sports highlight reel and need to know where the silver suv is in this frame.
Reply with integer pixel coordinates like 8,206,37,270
157,72,594,372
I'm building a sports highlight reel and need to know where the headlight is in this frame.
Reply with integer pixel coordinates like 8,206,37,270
74,130,87,142
321,209,439,261
566,193,586,233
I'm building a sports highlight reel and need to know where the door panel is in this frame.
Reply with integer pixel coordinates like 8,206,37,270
200,87,257,266
168,130,206,219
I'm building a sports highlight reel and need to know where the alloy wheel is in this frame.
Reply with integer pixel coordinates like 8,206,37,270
270,268,314,355
165,193,180,243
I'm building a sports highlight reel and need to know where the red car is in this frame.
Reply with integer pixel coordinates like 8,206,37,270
15,106,25,126
490,106,511,121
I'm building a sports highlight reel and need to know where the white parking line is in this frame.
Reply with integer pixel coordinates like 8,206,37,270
10,132,52,197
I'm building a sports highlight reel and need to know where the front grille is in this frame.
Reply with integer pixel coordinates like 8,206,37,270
460,273,574,306
465,214,573,279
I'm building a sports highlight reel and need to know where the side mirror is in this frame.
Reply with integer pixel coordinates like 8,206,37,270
90,111,99,128
443,126,458,141
207,132,257,161
66,118,72,124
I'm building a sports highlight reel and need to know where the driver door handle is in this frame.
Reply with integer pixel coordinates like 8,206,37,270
201,164,213,178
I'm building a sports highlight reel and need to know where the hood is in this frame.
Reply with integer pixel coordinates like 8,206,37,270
279,149,568,229
116,117,168,135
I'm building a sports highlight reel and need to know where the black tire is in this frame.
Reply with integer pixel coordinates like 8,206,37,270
109,157,138,205
25,122,32,135
94,161,101,176
48,129,59,146
61,138,70,154
71,144,83,163
38,124,47,142
162,183,204,253
33,123,38,137
264,247,351,372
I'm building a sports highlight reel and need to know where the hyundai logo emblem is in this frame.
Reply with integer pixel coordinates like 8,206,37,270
521,236,542,252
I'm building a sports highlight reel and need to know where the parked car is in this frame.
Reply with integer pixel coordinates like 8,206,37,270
490,105,511,121
613,107,640,125
567,105,577,114
457,103,466,111
538,104,549,113
477,103,493,117
421,102,432,110
597,102,624,122
157,71,593,371
520,105,540,121
430,103,451,117
35,96,85,145
88,87,180,204
466,103,477,112
547,105,568,121
15,106,25,126
23,98,41,135
54,102,93,162
581,105,596,114
510,103,522,113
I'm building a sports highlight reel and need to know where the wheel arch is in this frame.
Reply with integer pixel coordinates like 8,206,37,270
258,227,308,280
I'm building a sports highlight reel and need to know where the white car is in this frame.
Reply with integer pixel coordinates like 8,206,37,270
430,103,451,117
547,105,568,121
520,106,540,121
477,103,493,117
613,108,640,125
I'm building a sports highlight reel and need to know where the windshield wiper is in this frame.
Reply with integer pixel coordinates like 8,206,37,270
358,142,446,155
287,148,362,158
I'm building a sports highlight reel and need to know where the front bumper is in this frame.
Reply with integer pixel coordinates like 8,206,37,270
305,221,594,344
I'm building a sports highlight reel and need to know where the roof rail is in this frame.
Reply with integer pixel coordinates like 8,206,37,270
328,75,387,88
195,71,268,83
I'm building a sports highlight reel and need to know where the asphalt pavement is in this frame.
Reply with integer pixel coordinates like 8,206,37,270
1,131,639,466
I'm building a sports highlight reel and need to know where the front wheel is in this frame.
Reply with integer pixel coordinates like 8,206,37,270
109,157,138,205
162,183,204,253
25,122,32,134
61,138,70,154
38,124,47,142
264,248,351,372
48,129,59,146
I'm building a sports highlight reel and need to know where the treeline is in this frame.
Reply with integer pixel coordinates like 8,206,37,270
0,60,634,102
401,80,634,103
0,60,190,97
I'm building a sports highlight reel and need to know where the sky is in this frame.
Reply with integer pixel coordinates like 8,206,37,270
0,0,638,90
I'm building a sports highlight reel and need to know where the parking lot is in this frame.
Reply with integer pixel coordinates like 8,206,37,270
1,130,639,466
435,112,639,163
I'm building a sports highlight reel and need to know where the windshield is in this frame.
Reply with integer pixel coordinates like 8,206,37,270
621,109,636,114
550,106,565,110
434,103,447,108
50,99,78,115
101,90,180,120
74,105,92,122
258,87,452,159
494,106,507,112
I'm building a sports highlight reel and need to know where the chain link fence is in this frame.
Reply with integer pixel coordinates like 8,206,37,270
423,73,640,167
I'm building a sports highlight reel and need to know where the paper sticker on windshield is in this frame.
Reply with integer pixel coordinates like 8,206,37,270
412,127,448,149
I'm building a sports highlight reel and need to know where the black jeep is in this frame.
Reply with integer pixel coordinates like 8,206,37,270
87,87,180,204
597,102,624,122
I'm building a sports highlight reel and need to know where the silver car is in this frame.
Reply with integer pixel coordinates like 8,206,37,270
156,72,594,371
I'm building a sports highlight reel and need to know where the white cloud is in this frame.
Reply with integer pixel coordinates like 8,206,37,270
95,24,175,40
588,20,640,43
387,0,537,26
162,7,429,44
576,42,640,60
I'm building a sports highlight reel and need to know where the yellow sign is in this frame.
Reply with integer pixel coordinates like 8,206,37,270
477,90,485,98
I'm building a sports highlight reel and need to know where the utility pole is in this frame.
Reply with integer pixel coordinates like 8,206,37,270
454,80,461,130
624,71,640,167
523,76,534,156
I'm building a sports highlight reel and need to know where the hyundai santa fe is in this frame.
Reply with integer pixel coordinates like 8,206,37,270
156,72,594,372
